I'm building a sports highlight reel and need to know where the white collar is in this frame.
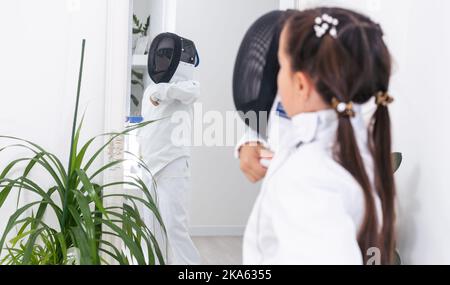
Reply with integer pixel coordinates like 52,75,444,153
289,105,365,148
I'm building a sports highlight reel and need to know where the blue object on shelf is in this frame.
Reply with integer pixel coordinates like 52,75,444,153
127,116,144,124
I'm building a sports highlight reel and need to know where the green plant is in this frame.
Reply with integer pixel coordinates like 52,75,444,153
133,15,150,37
0,40,166,265
131,69,145,109
131,14,150,111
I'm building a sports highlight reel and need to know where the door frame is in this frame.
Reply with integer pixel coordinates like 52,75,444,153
104,0,132,137
102,0,133,264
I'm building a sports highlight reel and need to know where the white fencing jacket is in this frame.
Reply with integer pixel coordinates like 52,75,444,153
243,108,383,265
139,62,200,176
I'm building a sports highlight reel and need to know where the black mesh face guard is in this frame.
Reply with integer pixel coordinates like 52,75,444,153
148,33,199,84
233,10,286,135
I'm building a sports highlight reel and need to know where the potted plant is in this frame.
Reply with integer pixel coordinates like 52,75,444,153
0,40,165,265
133,14,151,55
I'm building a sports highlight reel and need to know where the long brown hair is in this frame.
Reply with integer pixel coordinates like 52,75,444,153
283,8,396,264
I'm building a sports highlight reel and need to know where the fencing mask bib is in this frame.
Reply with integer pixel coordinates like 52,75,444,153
233,10,286,135
148,32,200,84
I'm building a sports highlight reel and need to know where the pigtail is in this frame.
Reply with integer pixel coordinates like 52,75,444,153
371,94,396,264
335,116,379,264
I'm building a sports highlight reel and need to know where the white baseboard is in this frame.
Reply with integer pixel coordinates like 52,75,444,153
189,226,245,237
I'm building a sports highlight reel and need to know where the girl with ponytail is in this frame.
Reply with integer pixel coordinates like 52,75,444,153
243,7,396,265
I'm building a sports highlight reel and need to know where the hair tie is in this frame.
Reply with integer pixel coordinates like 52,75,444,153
332,98,355,118
376,91,394,107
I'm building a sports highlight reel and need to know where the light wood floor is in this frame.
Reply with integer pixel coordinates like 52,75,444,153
192,237,243,265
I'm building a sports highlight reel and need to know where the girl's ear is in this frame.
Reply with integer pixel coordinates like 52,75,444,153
294,71,313,100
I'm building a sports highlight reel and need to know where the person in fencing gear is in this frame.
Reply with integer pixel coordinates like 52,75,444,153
139,32,201,265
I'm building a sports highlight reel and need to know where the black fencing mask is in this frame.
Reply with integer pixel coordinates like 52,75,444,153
148,32,200,84
233,10,286,135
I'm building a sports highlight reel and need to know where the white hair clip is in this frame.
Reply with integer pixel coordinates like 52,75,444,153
314,13,339,39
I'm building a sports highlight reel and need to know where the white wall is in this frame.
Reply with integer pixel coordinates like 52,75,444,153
299,0,450,265
0,0,109,235
388,0,450,266
174,0,280,235
134,0,176,40
133,0,151,25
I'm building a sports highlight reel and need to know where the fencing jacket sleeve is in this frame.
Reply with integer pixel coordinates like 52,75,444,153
149,81,200,105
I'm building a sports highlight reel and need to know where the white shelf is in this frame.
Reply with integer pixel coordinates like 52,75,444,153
132,54,148,69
